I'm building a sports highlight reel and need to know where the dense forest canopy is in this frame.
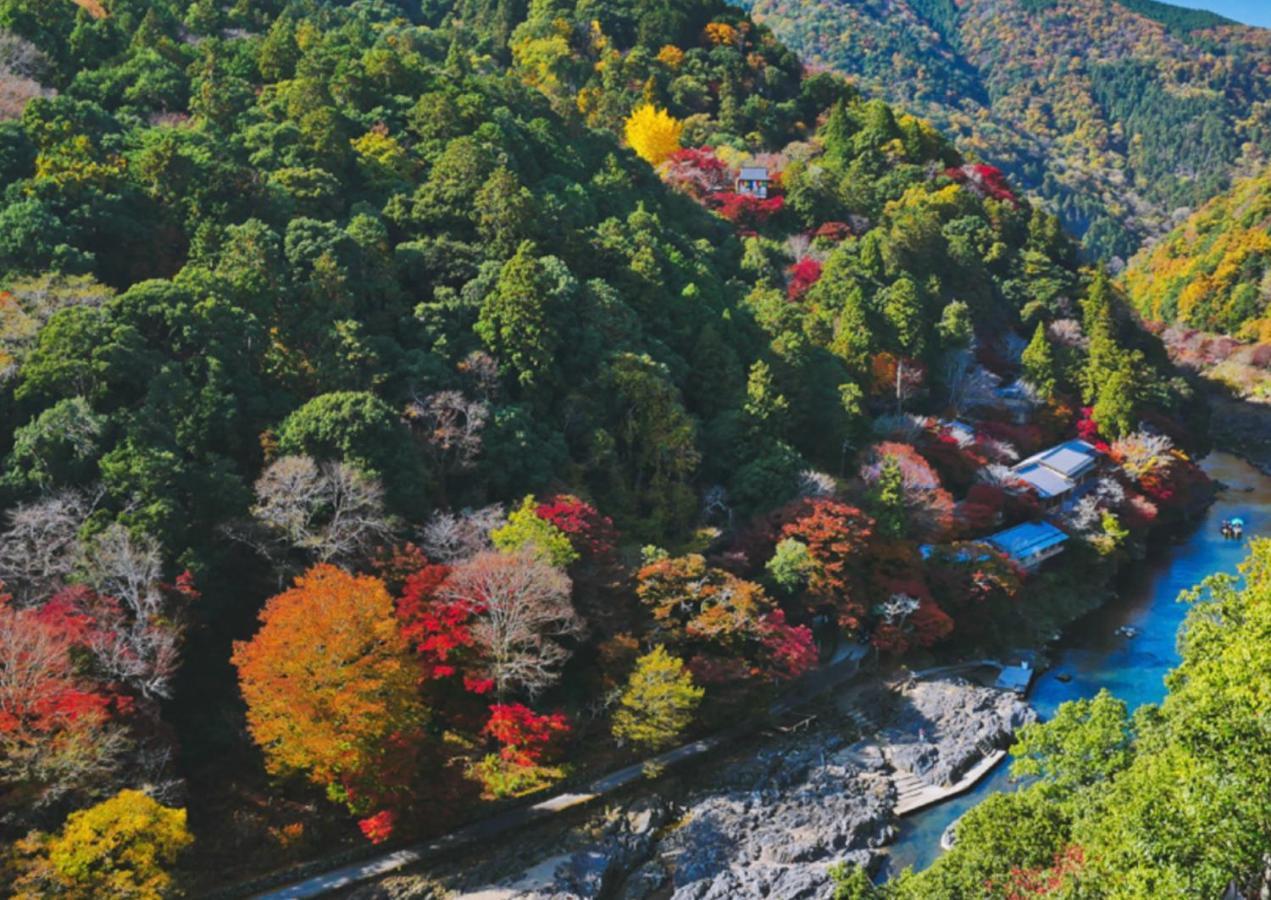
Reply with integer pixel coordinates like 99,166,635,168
737,0,1271,262
0,0,1214,892
1122,162,1271,338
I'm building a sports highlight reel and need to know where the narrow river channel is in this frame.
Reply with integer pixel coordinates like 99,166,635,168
883,451,1271,875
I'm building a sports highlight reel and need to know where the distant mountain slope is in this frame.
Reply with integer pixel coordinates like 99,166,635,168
1122,164,1271,336
737,0,1271,262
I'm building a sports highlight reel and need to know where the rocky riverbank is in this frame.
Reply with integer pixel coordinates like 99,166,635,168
1208,394,1271,476
880,675,1036,791
352,675,1033,900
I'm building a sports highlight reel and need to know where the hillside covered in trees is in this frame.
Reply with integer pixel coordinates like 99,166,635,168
1123,162,1271,338
0,0,1214,893
737,0,1271,262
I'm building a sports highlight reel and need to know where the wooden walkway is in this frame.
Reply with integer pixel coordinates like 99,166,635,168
892,749,1007,816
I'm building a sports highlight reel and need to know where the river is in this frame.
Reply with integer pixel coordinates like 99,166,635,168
884,451,1271,876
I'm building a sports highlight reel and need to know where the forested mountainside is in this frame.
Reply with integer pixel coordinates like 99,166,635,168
1123,163,1271,338
737,0,1271,262
0,0,1210,892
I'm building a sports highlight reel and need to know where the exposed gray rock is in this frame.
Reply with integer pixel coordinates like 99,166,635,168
616,860,668,900
660,736,895,899
882,677,1035,787
555,798,670,898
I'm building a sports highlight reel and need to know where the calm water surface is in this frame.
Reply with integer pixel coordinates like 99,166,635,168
884,451,1271,875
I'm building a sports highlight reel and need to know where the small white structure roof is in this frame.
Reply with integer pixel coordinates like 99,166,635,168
995,664,1033,694
942,419,976,447
1012,439,1099,497
1013,462,1075,499
1027,439,1099,479
738,166,769,180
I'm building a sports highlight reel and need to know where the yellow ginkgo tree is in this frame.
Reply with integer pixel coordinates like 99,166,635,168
624,103,683,167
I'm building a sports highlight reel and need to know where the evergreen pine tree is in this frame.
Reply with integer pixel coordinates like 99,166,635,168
1021,322,1057,398
870,455,907,539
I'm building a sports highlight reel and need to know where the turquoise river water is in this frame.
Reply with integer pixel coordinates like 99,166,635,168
883,451,1271,875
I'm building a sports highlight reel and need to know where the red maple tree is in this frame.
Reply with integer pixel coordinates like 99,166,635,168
534,495,617,559
779,499,876,630
483,703,570,767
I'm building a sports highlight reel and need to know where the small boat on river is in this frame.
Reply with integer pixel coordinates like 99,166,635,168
1221,518,1245,540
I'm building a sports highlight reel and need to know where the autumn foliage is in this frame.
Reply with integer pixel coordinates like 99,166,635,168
483,703,570,767
946,163,1018,205
711,191,784,230
661,147,733,201
635,553,813,682
534,494,618,560
778,499,876,630
786,257,823,300
395,562,470,681
232,565,427,815
624,103,683,166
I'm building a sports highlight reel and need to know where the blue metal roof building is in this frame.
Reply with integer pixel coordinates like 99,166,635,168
985,521,1069,570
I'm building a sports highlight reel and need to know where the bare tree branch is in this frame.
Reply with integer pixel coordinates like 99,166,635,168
0,490,93,606
441,551,580,699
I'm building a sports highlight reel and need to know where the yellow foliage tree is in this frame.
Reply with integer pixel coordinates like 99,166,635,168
656,44,685,68
611,646,703,751
624,104,683,167
704,22,738,46
12,790,192,900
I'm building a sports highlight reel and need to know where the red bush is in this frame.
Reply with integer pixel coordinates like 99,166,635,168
357,809,396,844
534,495,617,559
397,563,483,681
813,221,853,242
711,191,784,230
760,610,817,679
945,163,1018,205
662,146,733,201
786,257,823,300
483,704,570,767
780,499,875,629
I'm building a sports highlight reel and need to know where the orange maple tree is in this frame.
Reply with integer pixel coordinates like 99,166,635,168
232,564,427,815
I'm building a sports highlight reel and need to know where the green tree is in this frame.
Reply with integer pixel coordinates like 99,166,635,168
3,395,104,489
475,242,571,391
868,455,907,539
936,299,972,348
599,353,700,537
829,862,879,899
611,645,704,750
891,790,1071,899
880,277,925,355
1020,322,1057,398
1091,359,1141,439
742,359,790,438
475,166,537,260
1010,689,1135,797
276,391,425,509
766,537,816,595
